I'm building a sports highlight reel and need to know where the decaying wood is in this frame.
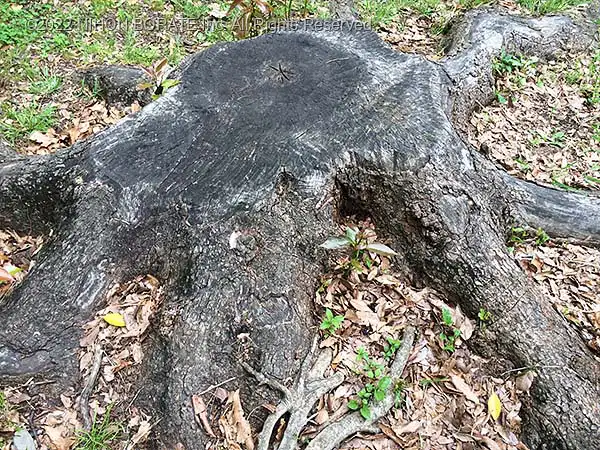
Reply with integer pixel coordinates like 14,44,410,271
1,5,600,450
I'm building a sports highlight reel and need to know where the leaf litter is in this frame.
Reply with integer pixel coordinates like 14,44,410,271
469,50,600,190
1,272,162,449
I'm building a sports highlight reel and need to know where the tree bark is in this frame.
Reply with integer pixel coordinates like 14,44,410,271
1,8,600,450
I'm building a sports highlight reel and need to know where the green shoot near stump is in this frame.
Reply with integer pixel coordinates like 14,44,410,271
319,308,344,336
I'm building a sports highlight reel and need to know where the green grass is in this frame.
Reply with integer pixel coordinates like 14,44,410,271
459,0,494,7
0,103,57,143
358,0,443,26
28,68,62,96
75,407,121,450
172,0,210,19
517,0,589,14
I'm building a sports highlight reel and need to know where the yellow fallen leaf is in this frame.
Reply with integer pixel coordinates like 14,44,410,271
103,313,126,327
488,392,502,420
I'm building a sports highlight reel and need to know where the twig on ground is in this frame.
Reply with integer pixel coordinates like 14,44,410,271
78,344,103,431
197,376,237,396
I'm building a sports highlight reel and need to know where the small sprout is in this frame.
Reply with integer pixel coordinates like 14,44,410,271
441,307,453,327
478,308,492,323
535,228,550,246
514,158,530,172
383,336,401,361
349,348,391,420
508,226,528,244
319,308,344,335
320,225,397,277
440,308,460,352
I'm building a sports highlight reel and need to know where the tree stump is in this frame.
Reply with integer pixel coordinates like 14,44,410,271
1,8,600,450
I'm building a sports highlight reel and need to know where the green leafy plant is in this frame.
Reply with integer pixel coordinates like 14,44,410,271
493,51,526,76
383,336,401,361
319,308,344,335
495,91,509,105
320,226,397,273
139,58,181,100
347,376,391,419
478,307,492,323
439,307,460,352
348,347,392,419
75,405,121,450
508,227,528,245
0,102,56,143
492,51,538,97
535,228,550,246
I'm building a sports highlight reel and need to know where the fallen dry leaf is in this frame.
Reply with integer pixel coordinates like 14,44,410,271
192,394,216,437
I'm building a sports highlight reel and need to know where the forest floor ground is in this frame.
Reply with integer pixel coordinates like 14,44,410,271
1,0,599,449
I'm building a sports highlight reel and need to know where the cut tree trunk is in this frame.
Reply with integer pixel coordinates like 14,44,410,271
1,7,600,450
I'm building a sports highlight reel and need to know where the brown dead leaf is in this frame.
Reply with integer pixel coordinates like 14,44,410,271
127,420,153,448
0,267,14,283
450,374,480,404
315,407,329,425
192,394,216,437
230,390,254,450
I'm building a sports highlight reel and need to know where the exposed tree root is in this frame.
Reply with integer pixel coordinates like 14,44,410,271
244,327,415,450
78,344,103,431
242,336,345,450
506,173,600,245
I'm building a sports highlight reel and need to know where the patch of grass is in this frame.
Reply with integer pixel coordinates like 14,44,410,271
91,0,116,17
580,51,600,105
75,406,121,450
172,0,210,19
358,0,402,26
359,0,441,26
0,103,57,143
123,30,161,65
459,0,493,8
28,68,62,96
517,0,588,15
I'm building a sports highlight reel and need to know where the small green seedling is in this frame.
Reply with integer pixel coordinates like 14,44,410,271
514,158,531,172
493,51,525,75
320,226,397,274
535,228,550,246
348,376,391,419
319,308,344,335
508,227,528,244
478,308,492,323
348,347,392,419
383,336,401,361
439,307,461,353
320,227,397,257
